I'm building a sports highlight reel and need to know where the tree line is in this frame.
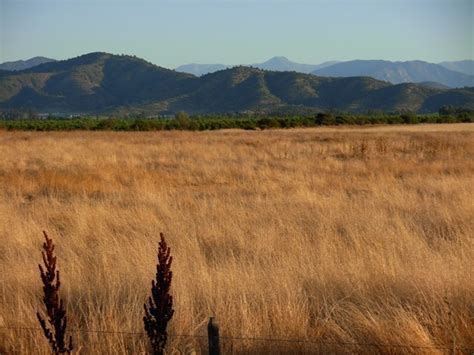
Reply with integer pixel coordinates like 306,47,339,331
0,110,472,131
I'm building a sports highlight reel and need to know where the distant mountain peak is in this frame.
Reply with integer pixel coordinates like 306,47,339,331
0,56,56,71
176,57,340,76
30,56,52,61
265,56,291,63
79,51,110,58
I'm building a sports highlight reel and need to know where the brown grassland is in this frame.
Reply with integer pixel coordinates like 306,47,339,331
0,124,473,354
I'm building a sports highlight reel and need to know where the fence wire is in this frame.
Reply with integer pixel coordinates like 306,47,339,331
1,325,472,352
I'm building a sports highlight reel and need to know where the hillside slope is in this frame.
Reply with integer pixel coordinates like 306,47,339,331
0,52,195,112
438,60,474,76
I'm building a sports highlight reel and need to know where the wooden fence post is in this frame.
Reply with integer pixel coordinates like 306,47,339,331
208,317,220,355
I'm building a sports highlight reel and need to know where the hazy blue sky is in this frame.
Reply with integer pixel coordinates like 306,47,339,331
1,0,472,68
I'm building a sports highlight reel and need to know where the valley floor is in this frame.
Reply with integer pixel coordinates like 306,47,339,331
0,124,473,354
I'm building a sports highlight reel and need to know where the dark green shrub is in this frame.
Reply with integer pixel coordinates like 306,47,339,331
401,113,419,124
315,112,336,125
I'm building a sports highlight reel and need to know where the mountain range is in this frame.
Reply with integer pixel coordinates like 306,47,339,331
0,52,473,115
175,57,338,76
175,57,339,76
313,60,474,88
2,55,472,88
176,57,474,88
0,56,56,71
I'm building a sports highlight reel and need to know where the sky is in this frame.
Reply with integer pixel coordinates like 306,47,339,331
1,0,473,69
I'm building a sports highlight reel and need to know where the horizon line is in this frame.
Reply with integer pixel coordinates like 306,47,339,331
1,52,473,70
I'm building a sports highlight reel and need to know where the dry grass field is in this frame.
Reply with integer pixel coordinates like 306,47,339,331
0,124,473,354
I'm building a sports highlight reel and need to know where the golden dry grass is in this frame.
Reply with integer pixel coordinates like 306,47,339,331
0,124,473,354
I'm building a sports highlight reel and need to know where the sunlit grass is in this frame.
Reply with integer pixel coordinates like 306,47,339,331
0,124,473,354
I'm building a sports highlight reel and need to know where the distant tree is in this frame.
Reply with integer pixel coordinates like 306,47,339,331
315,112,336,125
175,111,189,123
174,111,197,130
335,115,345,125
401,111,418,124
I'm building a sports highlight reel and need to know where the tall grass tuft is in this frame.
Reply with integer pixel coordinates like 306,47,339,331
36,231,73,354
144,232,174,355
